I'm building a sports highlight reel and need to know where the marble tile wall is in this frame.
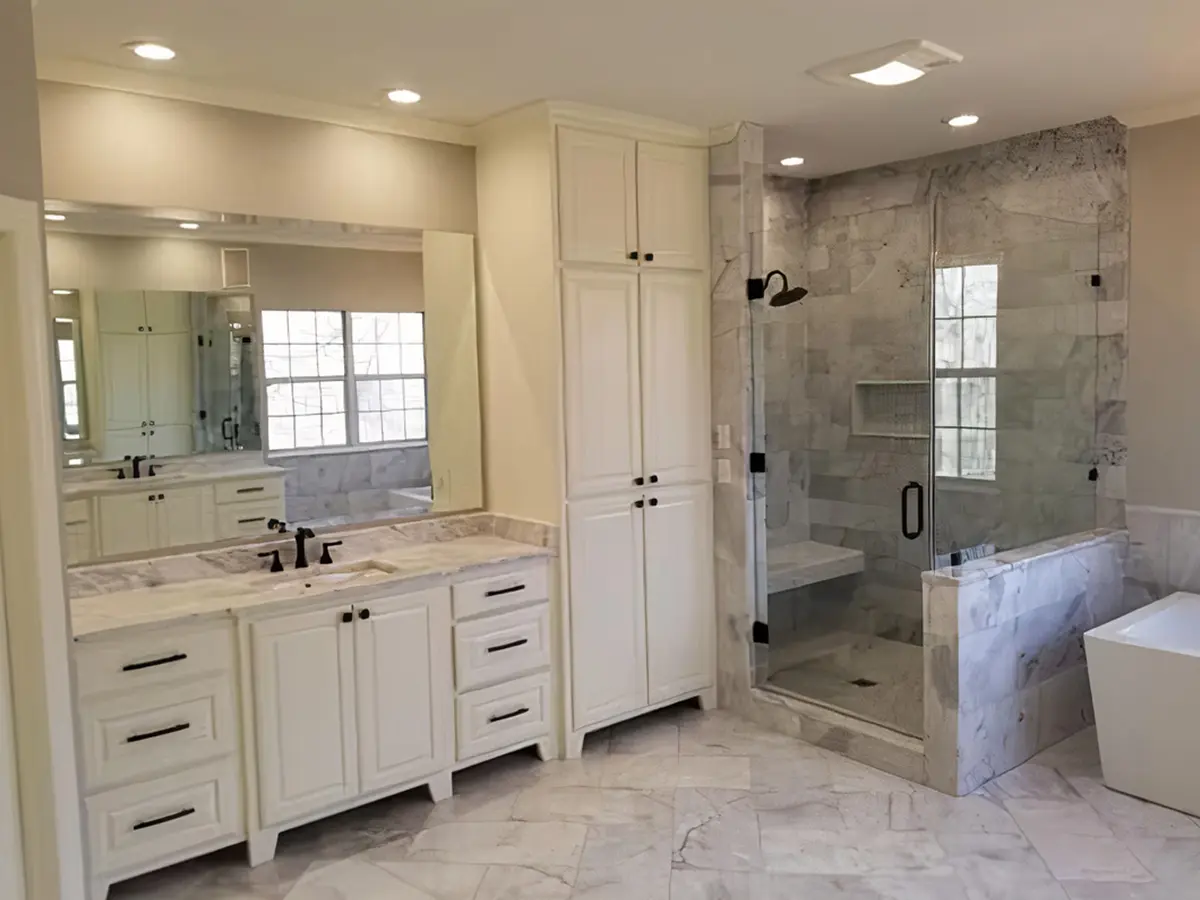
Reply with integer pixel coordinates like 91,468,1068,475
276,445,432,522
1125,504,1200,603
923,529,1131,795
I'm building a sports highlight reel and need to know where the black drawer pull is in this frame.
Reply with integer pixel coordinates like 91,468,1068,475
126,722,190,744
486,638,529,654
488,707,530,724
122,653,187,672
238,517,265,525
484,584,525,598
132,807,195,831
236,486,265,494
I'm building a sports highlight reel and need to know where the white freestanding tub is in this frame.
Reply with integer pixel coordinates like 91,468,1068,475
1085,592,1200,816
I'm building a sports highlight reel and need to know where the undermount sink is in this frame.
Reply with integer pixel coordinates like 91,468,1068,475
252,560,397,594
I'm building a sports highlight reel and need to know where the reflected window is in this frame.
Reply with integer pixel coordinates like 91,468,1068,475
935,263,998,480
53,316,85,441
262,310,426,452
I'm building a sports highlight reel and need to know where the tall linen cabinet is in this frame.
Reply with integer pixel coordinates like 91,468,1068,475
475,105,715,757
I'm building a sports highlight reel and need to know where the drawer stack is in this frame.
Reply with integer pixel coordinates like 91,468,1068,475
214,476,286,539
451,562,554,763
76,623,243,891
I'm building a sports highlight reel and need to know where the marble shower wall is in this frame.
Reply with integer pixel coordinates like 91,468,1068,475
922,529,1131,795
276,445,432,522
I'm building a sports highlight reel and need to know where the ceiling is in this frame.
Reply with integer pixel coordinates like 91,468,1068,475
31,0,1200,177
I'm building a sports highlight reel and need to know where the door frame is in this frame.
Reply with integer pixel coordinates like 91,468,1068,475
0,193,87,900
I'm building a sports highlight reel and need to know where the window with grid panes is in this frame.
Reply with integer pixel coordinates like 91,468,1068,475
262,310,426,451
934,263,998,481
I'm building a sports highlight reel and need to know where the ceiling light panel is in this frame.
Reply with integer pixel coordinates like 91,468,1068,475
780,157,805,166
945,113,980,128
809,39,963,87
387,89,421,105
127,42,176,61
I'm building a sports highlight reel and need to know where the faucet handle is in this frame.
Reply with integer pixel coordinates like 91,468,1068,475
320,540,343,565
267,518,288,534
257,549,284,573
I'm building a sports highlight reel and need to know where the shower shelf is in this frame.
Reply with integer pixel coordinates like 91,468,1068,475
852,380,930,439
767,541,865,594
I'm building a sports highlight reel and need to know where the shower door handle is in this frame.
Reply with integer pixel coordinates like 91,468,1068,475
901,481,924,540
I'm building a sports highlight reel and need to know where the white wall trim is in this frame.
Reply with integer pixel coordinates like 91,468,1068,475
544,100,710,146
0,193,86,900
36,63,474,146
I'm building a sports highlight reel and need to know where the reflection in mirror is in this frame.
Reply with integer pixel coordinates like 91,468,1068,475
48,203,482,563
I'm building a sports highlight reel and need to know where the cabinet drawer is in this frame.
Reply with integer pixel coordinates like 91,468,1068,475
75,625,235,700
454,603,551,691
86,759,241,877
213,477,282,505
64,499,91,526
456,672,551,762
452,564,549,619
214,499,283,540
80,675,237,791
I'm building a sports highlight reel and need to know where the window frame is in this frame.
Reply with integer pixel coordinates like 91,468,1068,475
260,309,428,456
53,316,87,445
933,256,1000,483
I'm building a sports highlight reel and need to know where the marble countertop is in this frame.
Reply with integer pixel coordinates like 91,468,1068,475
62,459,286,499
71,530,552,640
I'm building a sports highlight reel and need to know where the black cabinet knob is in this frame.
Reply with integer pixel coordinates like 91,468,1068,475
633,477,644,486
628,251,639,260
157,493,165,500
147,494,155,502
341,611,353,624
138,326,145,332
359,608,371,620
634,499,645,509
147,326,153,332
649,498,659,507
649,474,659,484
644,252,655,262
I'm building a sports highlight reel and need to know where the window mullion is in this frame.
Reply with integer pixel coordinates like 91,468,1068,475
344,312,359,447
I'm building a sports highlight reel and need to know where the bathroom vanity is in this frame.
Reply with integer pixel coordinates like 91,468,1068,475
70,521,554,899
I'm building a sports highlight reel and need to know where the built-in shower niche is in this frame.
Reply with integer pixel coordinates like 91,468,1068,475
851,380,930,439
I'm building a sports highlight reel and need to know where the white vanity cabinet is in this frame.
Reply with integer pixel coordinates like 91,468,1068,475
97,486,215,558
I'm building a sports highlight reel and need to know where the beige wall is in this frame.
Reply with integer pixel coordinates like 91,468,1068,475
47,232,423,310
1128,115,1200,511
475,105,561,523
0,1,42,202
38,82,477,234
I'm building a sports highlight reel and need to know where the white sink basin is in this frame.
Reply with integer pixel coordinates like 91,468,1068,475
252,560,397,594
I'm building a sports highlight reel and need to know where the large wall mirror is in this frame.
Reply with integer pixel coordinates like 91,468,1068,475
48,203,482,563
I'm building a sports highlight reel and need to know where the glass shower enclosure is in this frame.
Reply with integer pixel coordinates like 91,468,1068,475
752,180,1101,738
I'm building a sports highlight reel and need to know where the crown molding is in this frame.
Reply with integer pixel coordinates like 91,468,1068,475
36,58,475,146
543,100,710,146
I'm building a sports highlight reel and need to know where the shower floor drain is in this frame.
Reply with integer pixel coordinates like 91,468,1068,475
849,678,879,688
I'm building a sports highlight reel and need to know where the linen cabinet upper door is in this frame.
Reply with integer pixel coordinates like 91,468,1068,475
557,128,637,265
636,142,707,271
640,271,710,487
562,268,642,498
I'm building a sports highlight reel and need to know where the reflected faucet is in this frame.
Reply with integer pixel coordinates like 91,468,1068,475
294,527,316,569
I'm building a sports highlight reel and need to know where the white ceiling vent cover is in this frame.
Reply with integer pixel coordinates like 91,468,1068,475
808,39,963,87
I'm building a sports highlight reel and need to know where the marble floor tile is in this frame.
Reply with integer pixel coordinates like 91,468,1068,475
1020,832,1153,883
672,870,972,899
934,833,1066,900
891,791,1022,834
758,830,951,877
1064,885,1194,900
574,824,673,900
600,754,751,790
286,857,475,899
755,790,892,832
608,714,682,756
1123,837,1200,883
405,821,586,873
1004,799,1116,837
511,785,674,827
1026,727,1102,777
1065,774,1200,839
985,763,1081,801
673,788,763,872
678,710,813,758
474,864,573,900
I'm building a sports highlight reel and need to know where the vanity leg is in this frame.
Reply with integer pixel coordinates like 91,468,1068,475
90,878,111,900
698,688,718,712
564,730,585,760
428,770,453,803
247,829,279,867
534,737,556,762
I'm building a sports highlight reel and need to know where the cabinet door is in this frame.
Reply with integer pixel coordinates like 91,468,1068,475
97,493,155,558
636,142,707,270
354,588,452,795
557,128,637,265
144,291,192,334
253,607,357,827
155,486,214,549
64,523,94,566
103,429,150,462
567,494,647,729
562,268,642,498
644,484,714,705
147,332,194,427
101,333,149,432
640,270,710,486
96,291,147,334
149,424,194,458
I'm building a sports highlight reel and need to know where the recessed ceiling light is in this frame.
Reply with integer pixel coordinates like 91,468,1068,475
780,157,805,167
44,213,66,222
52,289,74,296
851,61,925,86
809,39,963,87
945,113,980,128
387,88,422,105
179,222,200,230
127,42,176,61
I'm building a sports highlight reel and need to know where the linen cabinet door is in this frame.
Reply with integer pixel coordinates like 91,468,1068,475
252,607,358,826
557,127,638,265
354,588,452,795
567,494,648,729
639,270,710,487
636,141,707,271
643,483,714,704
562,268,642,498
